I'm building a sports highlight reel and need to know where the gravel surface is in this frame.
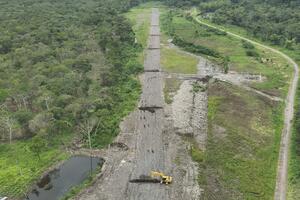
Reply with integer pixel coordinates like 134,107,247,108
150,25,160,36
148,35,160,49
127,8,169,200
139,72,164,108
172,81,194,135
144,50,160,72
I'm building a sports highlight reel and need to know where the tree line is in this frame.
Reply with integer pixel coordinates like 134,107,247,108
160,0,300,49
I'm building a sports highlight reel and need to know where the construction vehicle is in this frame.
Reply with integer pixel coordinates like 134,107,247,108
150,171,172,184
129,171,172,185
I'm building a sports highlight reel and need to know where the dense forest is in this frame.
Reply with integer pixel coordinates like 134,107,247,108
0,0,145,147
163,0,300,49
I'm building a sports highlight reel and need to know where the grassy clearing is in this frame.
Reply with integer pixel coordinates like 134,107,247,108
160,9,198,75
125,2,164,64
193,10,300,66
0,134,71,198
163,77,181,104
195,81,283,200
288,79,300,200
125,4,151,63
161,47,198,74
161,11,292,97
125,4,152,48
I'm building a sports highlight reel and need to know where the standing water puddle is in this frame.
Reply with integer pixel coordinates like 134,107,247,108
25,155,104,200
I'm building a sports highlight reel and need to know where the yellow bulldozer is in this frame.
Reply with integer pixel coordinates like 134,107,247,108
129,171,172,185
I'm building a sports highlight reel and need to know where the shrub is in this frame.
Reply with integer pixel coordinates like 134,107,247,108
242,40,255,49
246,49,260,57
173,35,221,58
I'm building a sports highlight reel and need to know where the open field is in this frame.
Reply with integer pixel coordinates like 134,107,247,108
163,12,293,97
161,47,198,74
202,81,283,200
193,13,300,66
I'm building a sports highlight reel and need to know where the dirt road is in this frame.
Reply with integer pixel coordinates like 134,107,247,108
192,11,299,200
127,8,168,200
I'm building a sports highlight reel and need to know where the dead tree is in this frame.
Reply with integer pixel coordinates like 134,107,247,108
78,117,101,150
0,110,16,144
0,104,16,144
78,117,101,175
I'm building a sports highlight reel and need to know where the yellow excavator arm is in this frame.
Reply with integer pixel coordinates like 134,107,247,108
150,171,173,185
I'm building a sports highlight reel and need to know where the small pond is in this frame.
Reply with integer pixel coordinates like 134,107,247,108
25,155,104,200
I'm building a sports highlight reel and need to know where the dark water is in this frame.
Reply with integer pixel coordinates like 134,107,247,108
25,156,104,200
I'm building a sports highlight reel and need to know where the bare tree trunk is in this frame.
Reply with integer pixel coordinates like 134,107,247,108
45,99,49,111
9,125,12,144
22,96,28,110
44,96,51,111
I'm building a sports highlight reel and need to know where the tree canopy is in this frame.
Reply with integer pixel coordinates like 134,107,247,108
0,0,144,147
161,0,300,48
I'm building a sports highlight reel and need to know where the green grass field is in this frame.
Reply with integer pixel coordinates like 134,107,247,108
201,82,283,200
161,47,198,74
0,134,71,197
163,12,292,97
125,4,151,63
125,4,152,48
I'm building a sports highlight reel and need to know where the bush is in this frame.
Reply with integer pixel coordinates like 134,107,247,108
173,35,221,58
14,110,34,125
206,26,227,36
246,49,260,57
242,40,255,49
0,89,9,102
